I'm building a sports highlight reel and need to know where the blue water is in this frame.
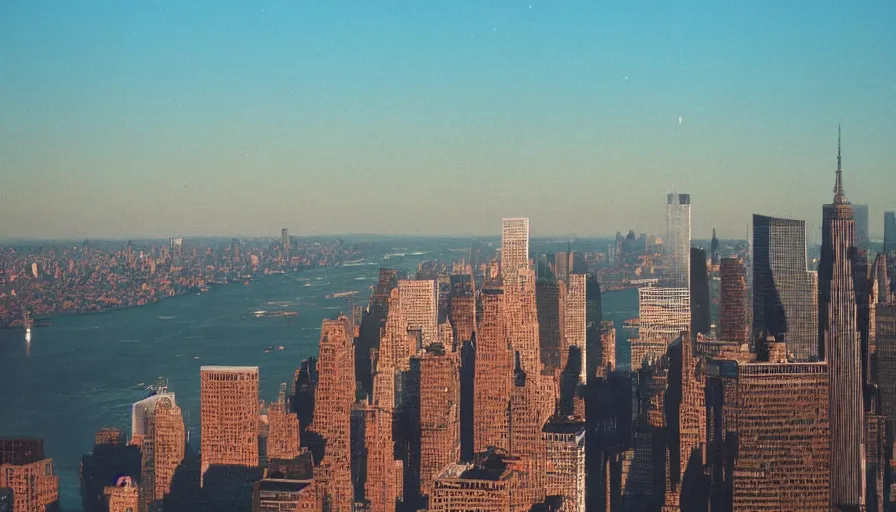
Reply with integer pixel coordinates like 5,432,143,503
0,246,637,511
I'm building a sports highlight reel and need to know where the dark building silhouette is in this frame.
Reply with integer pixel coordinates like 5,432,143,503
0,488,11,512
690,247,711,336
752,214,818,361
536,279,564,375
584,275,603,384
819,130,865,508
854,204,870,254
459,338,476,463
886,211,896,291
719,258,748,344
710,228,720,267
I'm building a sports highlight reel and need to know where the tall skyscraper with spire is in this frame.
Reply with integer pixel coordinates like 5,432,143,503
665,193,691,288
819,127,865,508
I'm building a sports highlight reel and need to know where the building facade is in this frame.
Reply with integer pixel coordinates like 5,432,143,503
665,193,691,288
501,217,530,281
637,286,690,340
398,279,439,348
719,258,749,344
543,419,586,512
200,366,260,481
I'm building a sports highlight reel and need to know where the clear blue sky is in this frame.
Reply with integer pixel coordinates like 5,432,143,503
1,1,894,240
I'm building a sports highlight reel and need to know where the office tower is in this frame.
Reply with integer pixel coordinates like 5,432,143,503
564,274,587,383
0,438,59,512
853,204,870,253
252,452,318,511
429,450,524,512
667,334,707,508
865,411,888,512
570,251,586,275
267,384,300,462
448,274,476,344
719,258,749,344
637,286,690,339
542,419,586,512
705,356,830,511
200,366,260,481
665,193,691,288
502,266,541,386
474,288,512,453
819,130,864,508
711,228,720,267
876,305,896,426
584,276,603,383
508,356,546,509
281,228,289,251
459,339,476,463
752,214,819,361
690,247,711,336
553,252,570,283
398,279,439,348
595,322,617,379
501,217,530,281
131,387,185,508
310,316,355,512
536,279,565,375
104,476,139,512
407,344,460,504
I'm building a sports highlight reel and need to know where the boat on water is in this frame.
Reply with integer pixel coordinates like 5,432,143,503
254,310,267,318
264,345,286,353
326,291,359,299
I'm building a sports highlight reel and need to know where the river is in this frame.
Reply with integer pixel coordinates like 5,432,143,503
0,240,637,511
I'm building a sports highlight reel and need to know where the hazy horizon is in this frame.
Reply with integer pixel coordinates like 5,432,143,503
2,2,894,240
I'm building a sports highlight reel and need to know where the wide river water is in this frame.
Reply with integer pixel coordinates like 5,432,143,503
0,241,638,511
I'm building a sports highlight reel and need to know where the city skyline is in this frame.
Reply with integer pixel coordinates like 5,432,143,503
2,2,895,240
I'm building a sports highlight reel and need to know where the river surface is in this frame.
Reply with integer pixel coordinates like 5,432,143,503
0,239,637,511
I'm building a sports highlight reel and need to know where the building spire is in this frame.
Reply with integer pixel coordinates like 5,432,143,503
833,124,846,204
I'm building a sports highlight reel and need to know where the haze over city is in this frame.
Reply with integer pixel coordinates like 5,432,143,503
2,1,895,240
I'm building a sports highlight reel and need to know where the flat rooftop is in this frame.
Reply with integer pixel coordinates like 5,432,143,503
200,366,259,372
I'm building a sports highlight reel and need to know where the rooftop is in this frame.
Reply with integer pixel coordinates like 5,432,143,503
200,365,259,373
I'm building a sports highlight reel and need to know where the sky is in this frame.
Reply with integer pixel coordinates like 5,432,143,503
1,1,894,241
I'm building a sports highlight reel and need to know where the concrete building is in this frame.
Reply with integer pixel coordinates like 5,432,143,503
104,476,139,512
705,356,831,511
252,452,318,511
564,274,587,383
509,357,546,508
501,217,530,281
398,279,439,348
665,193,691,288
0,438,59,512
131,389,185,508
266,384,300,463
719,258,749,344
474,288,512,453
637,286,690,340
448,274,476,345
542,419,586,512
200,366,260,481
310,316,355,512
429,450,524,512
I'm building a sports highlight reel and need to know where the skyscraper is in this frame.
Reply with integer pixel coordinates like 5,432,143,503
710,228,720,267
752,214,818,361
690,247,711,336
509,357,546,509
266,384,300,462
448,274,476,345
501,217,530,281
131,387,185,508
398,280,439,348
0,438,59,512
200,366,260,482
665,193,691,288
886,211,896,289
542,419,586,512
281,228,289,252
819,129,865,508
719,258,748,344
564,274,587,383
637,286,690,340
853,204,869,253
310,316,355,512
474,288,512,453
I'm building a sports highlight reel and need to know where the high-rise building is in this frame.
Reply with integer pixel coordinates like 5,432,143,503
584,276,603,384
474,288,512,453
719,258,749,344
564,274,587,383
542,419,586,512
281,228,289,252
508,355,546,508
886,211,896,290
705,356,831,511
637,286,690,340
266,384,300,462
854,204,869,253
710,228,720,267
752,214,819,361
536,279,565,375
876,304,896,430
690,247,711,336
131,387,185,508
310,316,355,512
429,450,524,512
501,217,530,281
448,274,476,345
200,366,260,481
819,129,865,508
104,476,139,512
407,344,460,504
398,279,439,348
0,438,59,512
665,193,691,288
252,452,318,511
